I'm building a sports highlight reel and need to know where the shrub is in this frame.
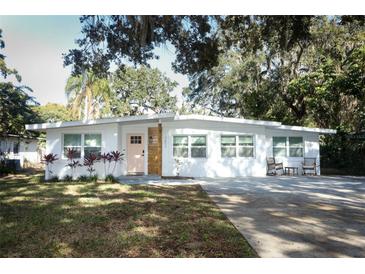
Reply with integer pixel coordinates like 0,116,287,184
0,165,16,176
83,153,99,176
76,175,98,182
65,148,81,179
48,176,59,182
62,175,73,182
100,152,112,177
41,153,58,177
105,174,118,183
89,175,98,182
77,175,90,182
110,150,124,176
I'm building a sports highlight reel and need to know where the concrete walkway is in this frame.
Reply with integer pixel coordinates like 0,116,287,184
198,176,365,257
118,175,198,185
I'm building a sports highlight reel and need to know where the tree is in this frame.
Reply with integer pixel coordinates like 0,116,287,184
33,103,74,123
186,16,365,131
0,29,39,137
64,16,318,78
63,16,363,128
109,66,177,116
65,70,111,120
64,16,222,77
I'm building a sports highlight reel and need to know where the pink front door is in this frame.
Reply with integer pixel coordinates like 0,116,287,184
127,134,144,174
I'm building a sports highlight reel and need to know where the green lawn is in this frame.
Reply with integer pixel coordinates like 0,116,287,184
0,173,256,257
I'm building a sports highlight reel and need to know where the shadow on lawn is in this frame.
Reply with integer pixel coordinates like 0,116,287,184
0,174,257,258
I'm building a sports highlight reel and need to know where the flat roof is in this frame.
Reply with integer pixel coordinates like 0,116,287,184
25,113,336,134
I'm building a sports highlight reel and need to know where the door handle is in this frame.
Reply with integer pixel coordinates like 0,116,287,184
142,150,144,156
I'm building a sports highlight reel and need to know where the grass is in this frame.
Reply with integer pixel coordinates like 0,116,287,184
0,173,257,258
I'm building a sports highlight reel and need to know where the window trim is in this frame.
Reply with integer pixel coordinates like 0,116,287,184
62,133,102,159
84,133,103,158
288,136,304,158
272,136,287,157
237,135,255,158
221,135,238,158
172,135,189,158
221,135,255,158
272,136,304,158
172,134,208,159
190,135,207,158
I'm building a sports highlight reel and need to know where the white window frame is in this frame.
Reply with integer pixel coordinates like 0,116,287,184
221,135,255,158
62,133,102,159
288,136,304,158
272,136,304,158
172,135,189,158
190,135,207,158
84,133,103,157
172,135,208,159
272,136,287,157
221,135,237,158
237,135,255,158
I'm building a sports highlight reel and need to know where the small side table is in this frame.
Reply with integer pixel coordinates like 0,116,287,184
285,166,299,176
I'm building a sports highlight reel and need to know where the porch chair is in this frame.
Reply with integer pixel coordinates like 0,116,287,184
266,157,284,175
302,157,318,175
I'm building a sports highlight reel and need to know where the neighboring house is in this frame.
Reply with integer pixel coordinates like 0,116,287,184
25,113,336,179
0,134,43,168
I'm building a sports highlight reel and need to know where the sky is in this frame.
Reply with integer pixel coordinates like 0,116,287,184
0,16,189,105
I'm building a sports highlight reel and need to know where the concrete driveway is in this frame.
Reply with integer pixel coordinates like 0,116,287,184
198,176,365,257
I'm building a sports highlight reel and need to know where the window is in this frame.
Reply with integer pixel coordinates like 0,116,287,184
84,134,102,157
221,136,236,157
238,136,254,157
273,136,304,157
173,136,188,158
191,136,207,158
63,133,102,158
63,134,82,158
273,137,287,157
173,135,207,158
289,137,304,157
221,135,254,158
13,142,20,155
130,135,142,144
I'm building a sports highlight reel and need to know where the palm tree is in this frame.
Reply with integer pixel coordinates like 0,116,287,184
65,70,111,120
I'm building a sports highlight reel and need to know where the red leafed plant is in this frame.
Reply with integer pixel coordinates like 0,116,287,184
83,153,99,176
110,150,124,176
65,148,81,179
100,152,112,177
41,153,58,177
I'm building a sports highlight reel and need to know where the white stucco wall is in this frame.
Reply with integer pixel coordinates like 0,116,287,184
44,119,321,179
45,123,119,179
0,137,41,167
162,120,268,177
161,120,320,178
45,122,160,179
265,128,320,175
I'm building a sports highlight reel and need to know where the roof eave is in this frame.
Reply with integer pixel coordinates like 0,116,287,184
174,114,282,127
273,125,337,134
25,113,176,131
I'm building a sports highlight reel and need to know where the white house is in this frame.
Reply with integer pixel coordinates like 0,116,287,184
0,134,43,168
25,113,336,179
